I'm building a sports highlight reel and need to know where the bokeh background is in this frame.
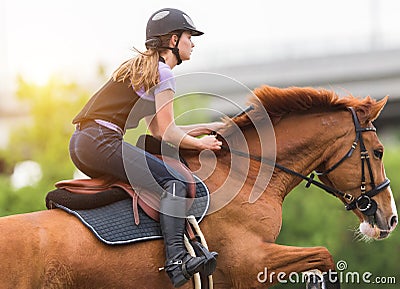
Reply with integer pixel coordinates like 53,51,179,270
1,0,399,288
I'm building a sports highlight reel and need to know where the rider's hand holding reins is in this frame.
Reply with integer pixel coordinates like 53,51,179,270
197,134,222,151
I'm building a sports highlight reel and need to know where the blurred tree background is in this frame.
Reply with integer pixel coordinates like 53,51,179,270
0,76,89,215
0,74,398,288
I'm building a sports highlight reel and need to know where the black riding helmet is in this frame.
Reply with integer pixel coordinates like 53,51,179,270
145,8,204,65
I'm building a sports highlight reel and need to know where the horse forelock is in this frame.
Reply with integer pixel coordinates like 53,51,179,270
224,85,387,131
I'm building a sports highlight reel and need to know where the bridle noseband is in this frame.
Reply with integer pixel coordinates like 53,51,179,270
222,107,390,216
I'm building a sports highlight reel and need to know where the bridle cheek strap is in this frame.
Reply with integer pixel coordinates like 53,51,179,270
316,107,389,216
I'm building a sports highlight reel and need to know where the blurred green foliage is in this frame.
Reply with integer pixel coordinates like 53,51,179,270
0,76,89,215
0,76,398,288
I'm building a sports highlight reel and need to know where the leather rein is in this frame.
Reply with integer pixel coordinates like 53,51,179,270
221,107,390,216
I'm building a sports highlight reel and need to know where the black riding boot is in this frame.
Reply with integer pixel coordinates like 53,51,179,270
160,180,218,287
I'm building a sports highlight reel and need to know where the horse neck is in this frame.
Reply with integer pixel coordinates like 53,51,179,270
271,110,351,198
182,109,351,208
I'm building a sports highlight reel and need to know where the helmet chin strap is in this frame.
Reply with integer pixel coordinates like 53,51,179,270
160,32,183,65
171,46,182,65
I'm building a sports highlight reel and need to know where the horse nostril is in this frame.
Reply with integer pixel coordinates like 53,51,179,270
390,215,398,228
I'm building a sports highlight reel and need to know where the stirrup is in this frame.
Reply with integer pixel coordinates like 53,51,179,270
190,240,218,276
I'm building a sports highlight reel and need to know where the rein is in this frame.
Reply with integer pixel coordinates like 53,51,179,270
221,107,390,216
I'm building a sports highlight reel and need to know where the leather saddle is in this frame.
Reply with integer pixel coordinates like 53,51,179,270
46,135,196,225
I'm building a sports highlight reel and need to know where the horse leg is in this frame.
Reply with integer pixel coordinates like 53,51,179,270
258,243,340,288
221,240,339,288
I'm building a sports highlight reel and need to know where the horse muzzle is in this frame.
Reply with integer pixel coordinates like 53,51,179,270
359,210,398,240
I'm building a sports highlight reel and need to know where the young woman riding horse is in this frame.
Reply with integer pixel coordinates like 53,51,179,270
0,85,396,288
69,8,223,287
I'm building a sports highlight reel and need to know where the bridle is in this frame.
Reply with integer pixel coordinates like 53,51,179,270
315,107,390,215
222,107,390,216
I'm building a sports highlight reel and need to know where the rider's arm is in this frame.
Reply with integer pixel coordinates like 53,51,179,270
147,89,221,151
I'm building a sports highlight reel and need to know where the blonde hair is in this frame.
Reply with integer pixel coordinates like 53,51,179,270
113,33,175,92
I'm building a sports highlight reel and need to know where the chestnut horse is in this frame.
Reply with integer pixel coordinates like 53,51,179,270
0,86,397,289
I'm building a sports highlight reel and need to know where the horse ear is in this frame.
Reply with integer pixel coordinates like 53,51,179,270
357,96,388,124
369,96,388,123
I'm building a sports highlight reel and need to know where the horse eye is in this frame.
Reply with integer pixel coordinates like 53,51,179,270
373,149,383,160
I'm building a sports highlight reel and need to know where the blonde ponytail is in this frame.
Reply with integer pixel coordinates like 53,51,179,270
113,48,160,92
113,33,174,92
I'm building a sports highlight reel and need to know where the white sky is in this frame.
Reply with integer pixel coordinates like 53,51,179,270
1,0,400,87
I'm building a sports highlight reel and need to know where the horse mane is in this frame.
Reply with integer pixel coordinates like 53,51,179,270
228,85,387,129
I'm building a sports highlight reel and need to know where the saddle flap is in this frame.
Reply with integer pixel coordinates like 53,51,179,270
131,155,197,222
